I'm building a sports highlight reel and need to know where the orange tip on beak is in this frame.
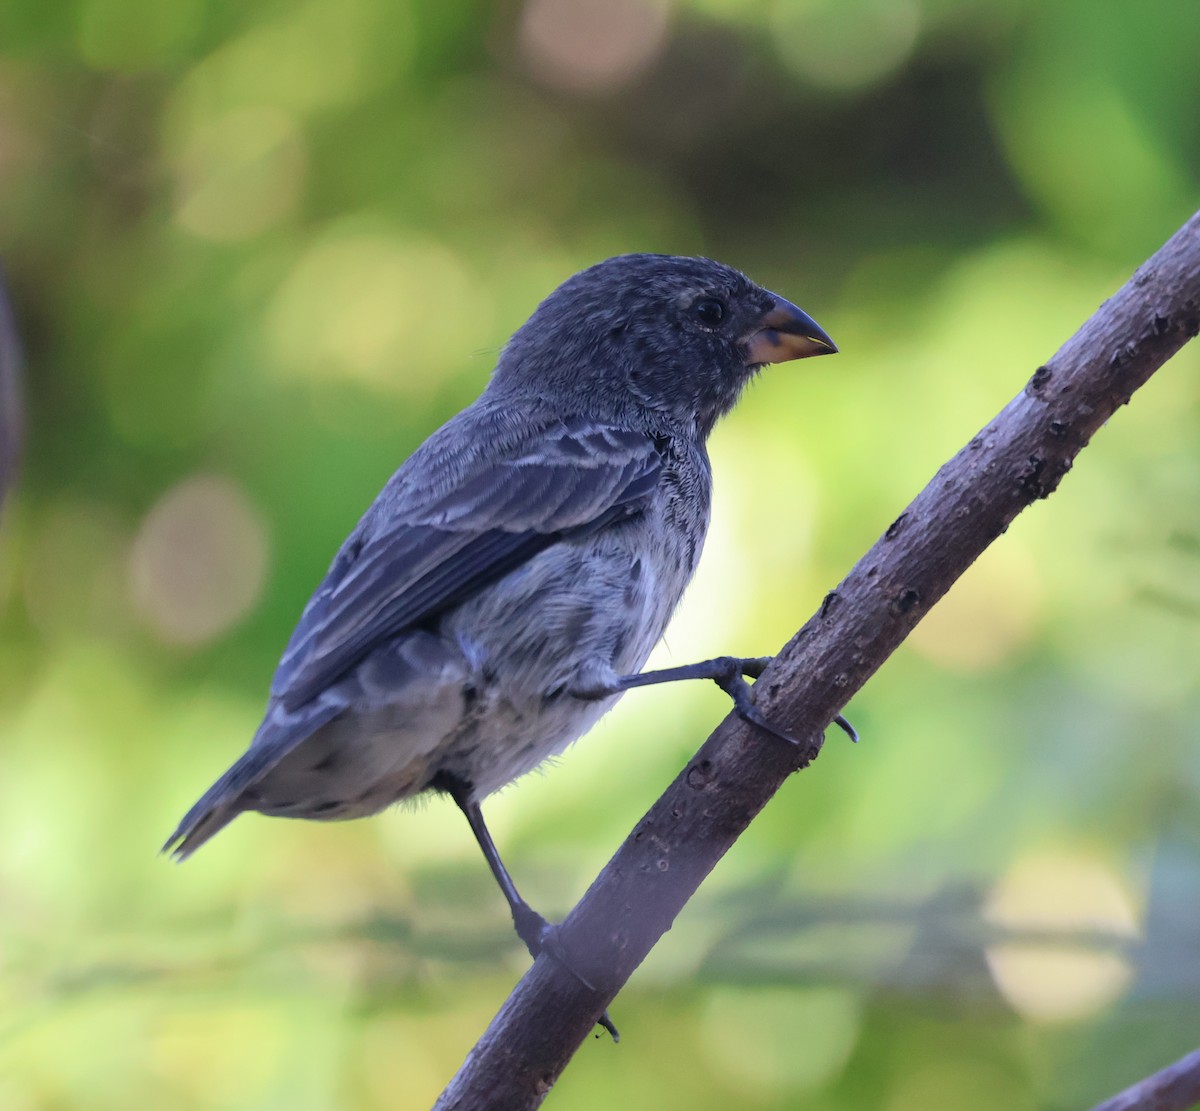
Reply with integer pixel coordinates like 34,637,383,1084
742,295,837,365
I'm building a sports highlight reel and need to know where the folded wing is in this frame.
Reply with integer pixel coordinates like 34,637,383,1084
271,417,665,710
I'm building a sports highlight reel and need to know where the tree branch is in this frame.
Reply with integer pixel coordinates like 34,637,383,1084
1089,1046,1200,1111
434,210,1200,1110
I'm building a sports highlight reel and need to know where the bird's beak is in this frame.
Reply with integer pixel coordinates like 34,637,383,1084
741,295,838,365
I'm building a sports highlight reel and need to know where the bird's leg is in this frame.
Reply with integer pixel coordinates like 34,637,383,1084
575,655,858,745
456,793,551,957
437,773,620,1042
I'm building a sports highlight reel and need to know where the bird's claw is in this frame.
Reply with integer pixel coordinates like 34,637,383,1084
714,667,802,745
833,713,859,743
712,659,859,748
594,1008,620,1042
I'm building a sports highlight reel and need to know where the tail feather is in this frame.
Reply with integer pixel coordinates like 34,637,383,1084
162,746,280,860
165,697,346,859
162,802,242,860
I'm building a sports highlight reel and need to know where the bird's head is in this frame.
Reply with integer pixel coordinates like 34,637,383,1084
491,254,836,438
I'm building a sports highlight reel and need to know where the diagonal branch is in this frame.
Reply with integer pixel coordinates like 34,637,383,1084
1088,1045,1200,1111
434,210,1200,1110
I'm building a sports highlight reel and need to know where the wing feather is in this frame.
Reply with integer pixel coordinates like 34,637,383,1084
271,414,664,710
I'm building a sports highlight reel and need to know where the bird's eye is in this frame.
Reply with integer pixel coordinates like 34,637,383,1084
692,297,727,328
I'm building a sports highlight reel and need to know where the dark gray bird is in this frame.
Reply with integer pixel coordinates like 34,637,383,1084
165,254,837,1027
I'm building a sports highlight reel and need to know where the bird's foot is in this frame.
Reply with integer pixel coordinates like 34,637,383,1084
511,902,556,961
708,657,859,747
512,905,620,1042
574,654,858,750
708,658,804,745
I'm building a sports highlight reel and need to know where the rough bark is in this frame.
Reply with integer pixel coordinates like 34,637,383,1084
435,209,1200,1110
1089,1046,1200,1111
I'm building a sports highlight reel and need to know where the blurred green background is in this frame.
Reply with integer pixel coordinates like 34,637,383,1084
2,0,1200,1107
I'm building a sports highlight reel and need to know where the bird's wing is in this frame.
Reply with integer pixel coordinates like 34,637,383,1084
270,417,664,710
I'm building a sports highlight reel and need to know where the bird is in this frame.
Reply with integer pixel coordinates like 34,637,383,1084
164,253,838,1034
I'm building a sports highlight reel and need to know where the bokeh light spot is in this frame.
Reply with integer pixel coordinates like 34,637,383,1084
993,57,1194,254
129,474,269,647
166,0,405,124
517,0,672,94
172,105,306,241
984,848,1140,1023
701,987,861,1094
267,225,489,393
771,0,921,92
909,540,1043,671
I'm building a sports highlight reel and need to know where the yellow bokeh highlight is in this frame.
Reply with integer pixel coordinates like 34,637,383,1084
267,224,491,392
909,538,1043,671
701,986,862,1094
770,0,922,91
166,0,405,125
172,105,307,241
984,848,1140,1023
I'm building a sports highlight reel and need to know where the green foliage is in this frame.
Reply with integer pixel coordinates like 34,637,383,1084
2,0,1199,1106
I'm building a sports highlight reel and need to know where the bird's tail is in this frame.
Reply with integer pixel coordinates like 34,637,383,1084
164,697,346,859
162,802,239,860
161,747,279,860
